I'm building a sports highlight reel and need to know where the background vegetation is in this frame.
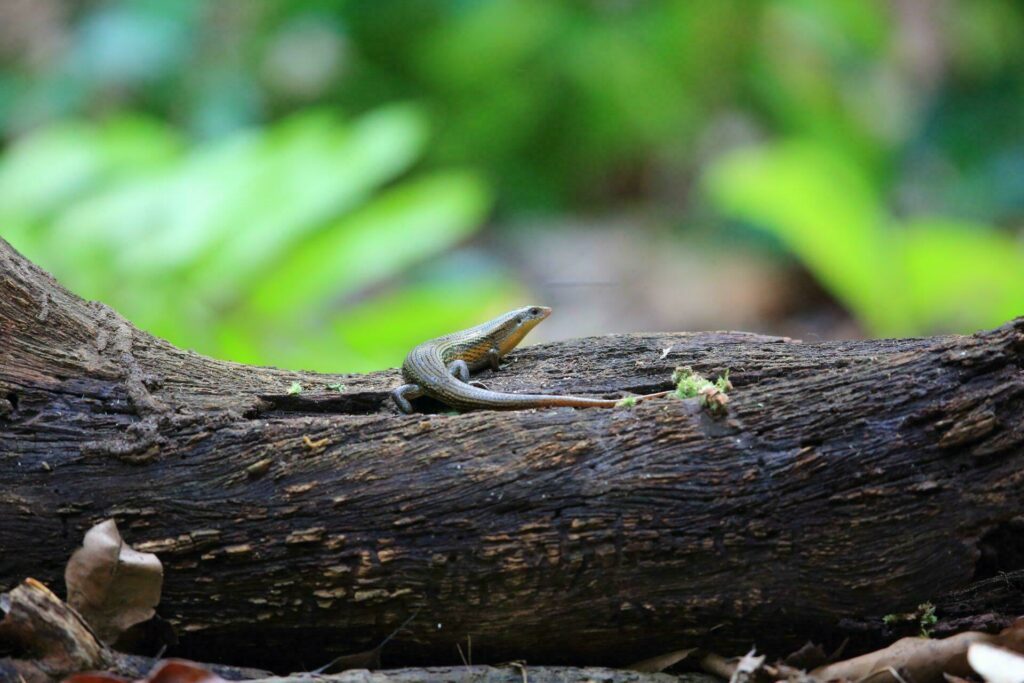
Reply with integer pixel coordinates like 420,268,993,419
1,0,1022,372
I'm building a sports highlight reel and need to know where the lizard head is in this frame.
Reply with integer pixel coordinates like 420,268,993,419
519,305,552,324
494,305,552,356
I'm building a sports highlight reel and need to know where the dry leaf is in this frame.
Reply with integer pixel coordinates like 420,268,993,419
812,621,1024,683
812,633,987,683
65,660,227,683
967,643,1024,683
141,660,227,683
630,648,698,673
65,519,163,644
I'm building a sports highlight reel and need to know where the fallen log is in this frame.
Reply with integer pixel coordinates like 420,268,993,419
1,237,1023,671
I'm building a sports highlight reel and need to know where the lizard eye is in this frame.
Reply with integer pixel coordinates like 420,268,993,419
529,307,540,316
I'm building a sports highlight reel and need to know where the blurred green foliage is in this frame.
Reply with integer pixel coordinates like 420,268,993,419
0,107,519,371
1,0,1023,370
707,141,1024,336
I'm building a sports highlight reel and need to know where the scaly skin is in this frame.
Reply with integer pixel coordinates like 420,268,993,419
391,306,670,413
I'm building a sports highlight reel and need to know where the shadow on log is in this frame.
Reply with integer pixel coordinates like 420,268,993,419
1,238,1023,672
1,578,711,683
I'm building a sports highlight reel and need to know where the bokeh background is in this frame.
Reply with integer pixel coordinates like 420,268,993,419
1,0,1023,373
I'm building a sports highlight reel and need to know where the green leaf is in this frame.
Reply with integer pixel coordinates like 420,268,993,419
244,170,492,319
0,107,505,374
706,140,908,334
417,0,563,88
0,117,181,220
898,218,1024,333
105,132,267,273
284,276,522,373
39,105,431,323
189,104,430,302
707,140,1024,336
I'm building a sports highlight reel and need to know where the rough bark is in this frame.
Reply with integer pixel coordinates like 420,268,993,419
1,238,1023,671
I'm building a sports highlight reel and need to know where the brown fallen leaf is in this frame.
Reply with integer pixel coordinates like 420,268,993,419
139,660,227,683
700,652,738,680
810,619,1024,683
65,659,228,683
811,632,985,683
629,648,698,673
65,519,164,644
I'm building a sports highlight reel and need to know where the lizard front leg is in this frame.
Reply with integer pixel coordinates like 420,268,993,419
391,384,424,414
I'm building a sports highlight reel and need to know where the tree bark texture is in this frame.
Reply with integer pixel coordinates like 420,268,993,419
1,238,1023,671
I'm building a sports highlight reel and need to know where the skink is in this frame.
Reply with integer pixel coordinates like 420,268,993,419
391,305,670,413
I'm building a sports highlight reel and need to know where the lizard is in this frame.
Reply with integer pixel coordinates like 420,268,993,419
391,305,672,413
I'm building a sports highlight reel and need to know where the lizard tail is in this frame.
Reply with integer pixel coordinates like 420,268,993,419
464,389,675,410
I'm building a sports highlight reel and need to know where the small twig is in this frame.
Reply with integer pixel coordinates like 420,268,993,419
145,644,169,674
455,635,473,668
507,660,528,683
311,606,421,674
378,607,422,651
